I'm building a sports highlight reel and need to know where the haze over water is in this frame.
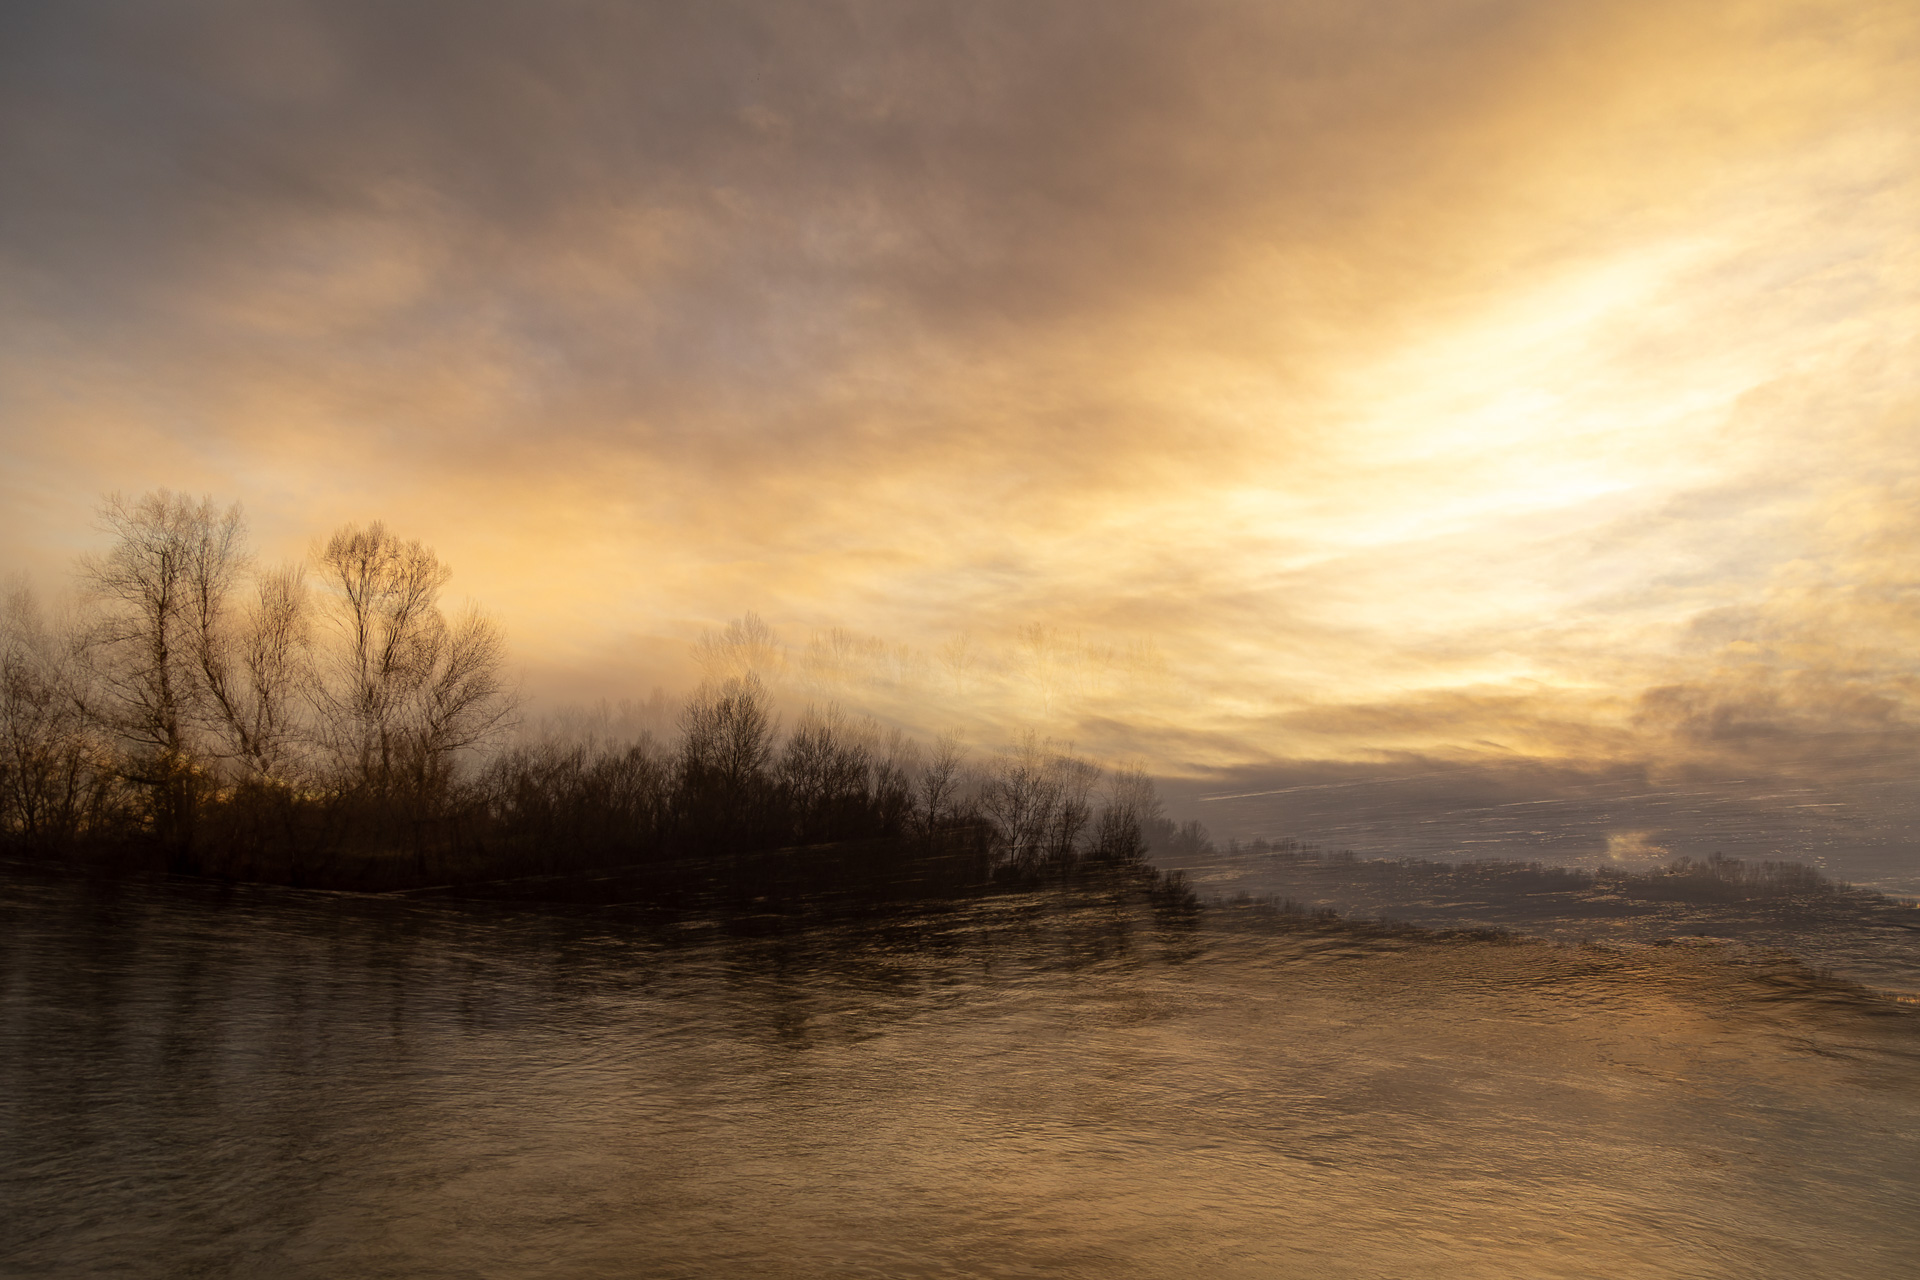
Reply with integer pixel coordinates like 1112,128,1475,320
4,864,1918,1279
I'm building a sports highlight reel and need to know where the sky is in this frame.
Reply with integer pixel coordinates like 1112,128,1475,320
2,0,1917,797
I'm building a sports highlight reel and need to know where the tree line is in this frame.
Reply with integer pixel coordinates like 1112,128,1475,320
1,491,1171,890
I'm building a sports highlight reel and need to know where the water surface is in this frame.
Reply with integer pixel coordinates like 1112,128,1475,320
3,864,1917,1278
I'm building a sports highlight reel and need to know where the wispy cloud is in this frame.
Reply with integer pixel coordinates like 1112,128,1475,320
1,0,1914,772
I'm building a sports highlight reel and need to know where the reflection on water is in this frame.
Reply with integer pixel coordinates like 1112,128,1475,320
3,863,1918,1279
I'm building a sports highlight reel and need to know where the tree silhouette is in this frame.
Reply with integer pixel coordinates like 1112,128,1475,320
314,521,513,799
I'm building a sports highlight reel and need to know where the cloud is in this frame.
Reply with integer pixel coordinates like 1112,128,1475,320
0,0,1915,773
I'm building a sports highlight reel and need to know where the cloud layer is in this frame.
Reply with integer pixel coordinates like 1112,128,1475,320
2,0,1916,774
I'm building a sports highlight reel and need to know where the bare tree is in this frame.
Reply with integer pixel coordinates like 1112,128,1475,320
917,730,967,833
871,726,920,835
679,673,777,785
1044,748,1101,861
1091,766,1161,863
979,733,1105,865
79,491,246,848
776,704,872,843
313,522,513,796
0,587,113,847
676,673,777,847
692,612,785,685
195,564,314,785
938,633,978,696
980,731,1059,865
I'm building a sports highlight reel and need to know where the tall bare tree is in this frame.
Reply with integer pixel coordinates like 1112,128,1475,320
1045,749,1101,860
79,491,245,848
314,522,513,796
917,730,967,834
981,732,1057,864
871,726,920,836
676,673,777,847
981,733,1102,865
193,563,314,786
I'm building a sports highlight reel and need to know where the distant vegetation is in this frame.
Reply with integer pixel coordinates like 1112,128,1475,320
1,491,1171,893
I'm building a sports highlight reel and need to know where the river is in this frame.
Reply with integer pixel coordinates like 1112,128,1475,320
3,862,1917,1278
